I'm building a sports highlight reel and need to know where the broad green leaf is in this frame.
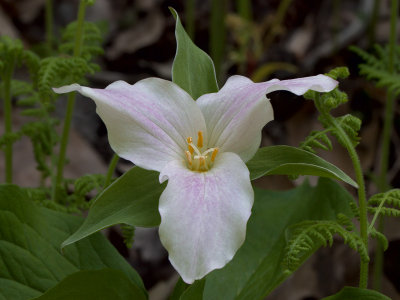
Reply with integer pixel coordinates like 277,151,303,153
169,277,189,300
183,178,354,299
33,269,146,300
323,286,391,300
62,166,164,248
247,145,358,188
170,8,219,99
0,184,146,299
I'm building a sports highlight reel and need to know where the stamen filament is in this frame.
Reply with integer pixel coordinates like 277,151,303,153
197,131,203,148
199,156,207,171
187,137,194,154
185,151,192,166
188,142,201,156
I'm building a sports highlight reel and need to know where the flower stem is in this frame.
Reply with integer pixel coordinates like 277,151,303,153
52,0,87,200
316,98,369,288
104,154,119,188
373,0,398,291
3,72,13,183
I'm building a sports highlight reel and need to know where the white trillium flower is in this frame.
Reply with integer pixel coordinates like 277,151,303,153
54,74,337,283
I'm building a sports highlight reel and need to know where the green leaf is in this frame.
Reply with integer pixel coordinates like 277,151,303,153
0,184,146,299
169,277,189,300
322,286,391,300
62,167,164,248
180,279,205,300
170,8,219,99
184,178,354,299
32,269,146,300
247,145,358,188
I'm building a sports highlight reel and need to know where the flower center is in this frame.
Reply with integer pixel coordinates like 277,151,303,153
185,131,219,172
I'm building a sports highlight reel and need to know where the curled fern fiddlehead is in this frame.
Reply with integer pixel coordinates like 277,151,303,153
300,67,362,153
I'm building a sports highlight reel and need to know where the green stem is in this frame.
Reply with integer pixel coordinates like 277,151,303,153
316,99,369,288
236,0,252,20
45,0,54,50
104,154,119,188
368,0,380,47
53,0,88,200
210,0,227,81
373,0,398,290
3,72,13,183
334,118,369,288
186,0,195,40
373,217,385,291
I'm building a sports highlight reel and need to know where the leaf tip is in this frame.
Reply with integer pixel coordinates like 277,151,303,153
169,7,178,20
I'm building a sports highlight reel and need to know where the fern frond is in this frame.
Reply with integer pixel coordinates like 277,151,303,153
336,213,355,231
0,36,40,85
369,227,389,251
300,129,333,153
121,224,136,249
334,114,362,147
0,132,24,148
350,46,384,69
349,201,360,220
64,174,106,210
22,50,40,86
368,206,400,217
60,21,104,61
0,36,24,75
284,220,369,272
38,56,96,99
368,189,400,218
74,174,105,196
352,44,400,96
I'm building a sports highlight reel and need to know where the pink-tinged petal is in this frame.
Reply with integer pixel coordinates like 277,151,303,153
158,152,254,283
196,74,337,162
196,75,273,162
53,79,207,172
260,74,338,95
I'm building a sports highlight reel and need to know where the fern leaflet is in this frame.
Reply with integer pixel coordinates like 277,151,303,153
284,219,369,272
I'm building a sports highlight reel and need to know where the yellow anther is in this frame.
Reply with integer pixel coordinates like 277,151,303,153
185,151,192,166
197,131,203,148
187,137,194,154
211,148,219,162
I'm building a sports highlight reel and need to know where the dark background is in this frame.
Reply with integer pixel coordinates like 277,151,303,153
0,0,399,299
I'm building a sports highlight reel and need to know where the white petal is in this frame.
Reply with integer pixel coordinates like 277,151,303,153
260,74,338,95
158,152,254,283
53,79,207,172
196,74,337,162
196,76,273,162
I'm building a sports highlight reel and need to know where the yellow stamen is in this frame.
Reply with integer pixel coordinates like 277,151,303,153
187,137,194,154
197,131,203,148
185,151,192,166
211,148,219,162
